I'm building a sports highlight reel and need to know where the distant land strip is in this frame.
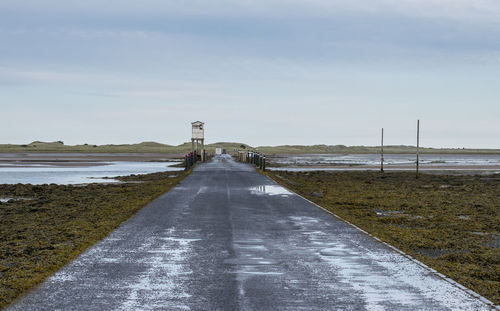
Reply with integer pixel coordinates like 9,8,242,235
0,141,499,154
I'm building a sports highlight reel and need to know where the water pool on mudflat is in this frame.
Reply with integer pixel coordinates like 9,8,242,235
0,161,183,185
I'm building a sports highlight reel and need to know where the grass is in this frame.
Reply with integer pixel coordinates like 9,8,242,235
0,170,189,309
266,170,500,305
0,141,251,154
1,141,499,154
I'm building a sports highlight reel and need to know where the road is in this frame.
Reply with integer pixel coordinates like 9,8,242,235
7,155,495,310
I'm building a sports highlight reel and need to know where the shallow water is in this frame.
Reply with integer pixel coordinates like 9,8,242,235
0,161,183,185
269,167,500,176
269,153,500,171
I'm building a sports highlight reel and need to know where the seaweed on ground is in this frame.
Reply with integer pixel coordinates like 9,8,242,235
266,171,500,305
0,170,189,309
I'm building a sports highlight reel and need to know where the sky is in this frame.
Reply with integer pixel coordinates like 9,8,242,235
1,0,499,148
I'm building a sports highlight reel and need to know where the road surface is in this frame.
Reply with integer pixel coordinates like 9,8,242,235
8,155,495,310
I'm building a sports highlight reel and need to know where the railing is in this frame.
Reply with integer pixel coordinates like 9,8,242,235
184,149,210,170
237,150,266,171
184,150,198,170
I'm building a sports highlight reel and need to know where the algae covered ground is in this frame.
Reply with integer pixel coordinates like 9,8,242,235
0,170,189,309
267,171,500,304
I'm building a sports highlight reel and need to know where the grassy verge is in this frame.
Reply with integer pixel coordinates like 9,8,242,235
266,170,500,304
0,170,189,309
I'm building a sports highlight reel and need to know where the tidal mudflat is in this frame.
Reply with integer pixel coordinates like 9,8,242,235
268,153,500,174
0,153,183,185
0,170,189,309
266,170,500,305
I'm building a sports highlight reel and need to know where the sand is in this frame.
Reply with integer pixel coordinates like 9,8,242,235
0,153,184,168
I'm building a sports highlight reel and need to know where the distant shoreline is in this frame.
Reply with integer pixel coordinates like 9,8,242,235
0,153,184,168
1,141,499,155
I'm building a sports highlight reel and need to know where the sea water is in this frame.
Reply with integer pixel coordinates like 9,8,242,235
0,161,183,185
270,154,500,166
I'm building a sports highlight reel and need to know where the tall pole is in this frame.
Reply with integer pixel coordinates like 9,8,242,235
381,128,384,172
416,119,420,178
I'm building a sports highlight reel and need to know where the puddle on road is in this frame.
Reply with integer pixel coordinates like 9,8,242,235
224,258,278,265
230,238,284,280
249,185,292,196
319,248,350,257
238,271,283,275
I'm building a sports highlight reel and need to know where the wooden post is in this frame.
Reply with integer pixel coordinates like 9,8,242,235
201,139,205,161
191,139,195,153
416,119,420,178
381,128,384,172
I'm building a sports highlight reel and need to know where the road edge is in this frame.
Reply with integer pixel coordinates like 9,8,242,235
263,171,499,310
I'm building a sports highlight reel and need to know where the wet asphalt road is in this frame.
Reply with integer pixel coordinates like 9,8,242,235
7,155,495,310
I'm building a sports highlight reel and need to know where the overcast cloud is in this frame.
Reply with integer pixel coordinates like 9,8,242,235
1,0,499,147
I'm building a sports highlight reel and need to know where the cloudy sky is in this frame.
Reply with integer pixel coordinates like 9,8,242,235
1,0,499,148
